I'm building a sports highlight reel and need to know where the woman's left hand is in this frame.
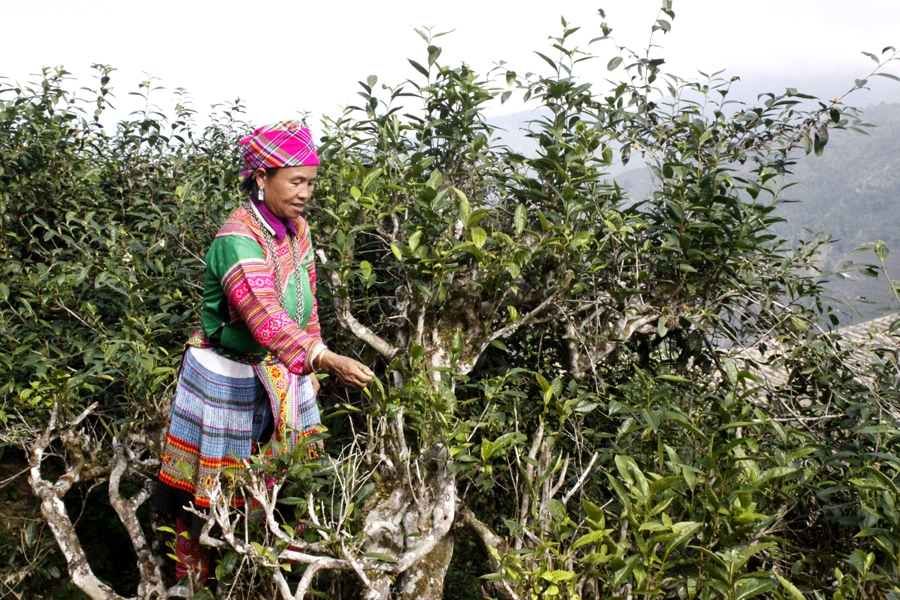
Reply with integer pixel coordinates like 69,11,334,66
316,350,374,390
310,372,320,396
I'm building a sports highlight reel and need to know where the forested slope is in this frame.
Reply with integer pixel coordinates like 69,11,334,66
777,102,900,257
615,102,900,319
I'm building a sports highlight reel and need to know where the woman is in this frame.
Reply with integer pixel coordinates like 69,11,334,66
153,120,372,586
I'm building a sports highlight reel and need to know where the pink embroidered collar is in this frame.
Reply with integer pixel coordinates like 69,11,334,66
250,193,298,243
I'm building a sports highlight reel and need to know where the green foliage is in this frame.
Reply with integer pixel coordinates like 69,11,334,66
2,11,900,600
0,66,249,598
620,100,900,321
310,15,900,600
0,65,246,428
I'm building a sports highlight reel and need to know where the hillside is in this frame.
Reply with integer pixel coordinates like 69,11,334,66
778,103,900,318
777,103,900,256
492,102,900,320
494,103,900,254
612,103,900,321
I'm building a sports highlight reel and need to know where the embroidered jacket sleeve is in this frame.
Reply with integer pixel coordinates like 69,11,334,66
206,232,325,375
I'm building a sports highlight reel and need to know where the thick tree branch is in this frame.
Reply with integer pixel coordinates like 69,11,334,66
478,282,570,359
316,248,400,360
459,506,507,562
459,507,518,600
28,402,132,600
108,442,165,599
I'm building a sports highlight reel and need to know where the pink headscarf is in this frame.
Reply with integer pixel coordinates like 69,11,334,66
239,120,320,177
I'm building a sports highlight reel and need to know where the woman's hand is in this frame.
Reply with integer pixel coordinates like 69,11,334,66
310,372,320,396
316,350,373,390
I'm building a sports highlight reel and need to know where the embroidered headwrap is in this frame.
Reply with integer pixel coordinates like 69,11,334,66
239,120,320,177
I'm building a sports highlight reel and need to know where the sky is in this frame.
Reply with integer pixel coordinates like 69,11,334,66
1,0,898,126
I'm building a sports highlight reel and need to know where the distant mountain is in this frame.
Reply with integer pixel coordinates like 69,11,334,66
776,103,900,319
489,103,900,321
777,104,900,250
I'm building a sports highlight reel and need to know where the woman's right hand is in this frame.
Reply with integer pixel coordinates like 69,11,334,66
316,350,374,390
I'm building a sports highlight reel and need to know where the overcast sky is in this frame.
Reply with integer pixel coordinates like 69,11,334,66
1,0,898,125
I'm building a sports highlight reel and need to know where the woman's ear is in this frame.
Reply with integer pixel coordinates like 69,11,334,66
253,167,268,191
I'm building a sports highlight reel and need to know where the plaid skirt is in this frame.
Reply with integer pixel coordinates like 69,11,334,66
154,345,320,521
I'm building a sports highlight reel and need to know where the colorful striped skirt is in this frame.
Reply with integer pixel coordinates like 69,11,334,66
154,345,320,526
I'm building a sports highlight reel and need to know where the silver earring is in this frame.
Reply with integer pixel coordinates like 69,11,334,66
259,188,265,202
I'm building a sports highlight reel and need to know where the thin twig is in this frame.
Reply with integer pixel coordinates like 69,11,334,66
563,452,599,504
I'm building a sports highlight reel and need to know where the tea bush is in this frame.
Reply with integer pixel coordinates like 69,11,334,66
2,10,899,600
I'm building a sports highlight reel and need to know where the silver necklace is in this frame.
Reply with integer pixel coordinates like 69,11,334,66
244,202,306,325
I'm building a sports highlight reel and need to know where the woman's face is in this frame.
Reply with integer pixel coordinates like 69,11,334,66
255,165,318,220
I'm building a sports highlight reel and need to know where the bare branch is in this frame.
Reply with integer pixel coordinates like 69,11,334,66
71,402,99,428
28,401,132,600
518,421,544,527
548,455,570,500
55,299,100,334
342,543,372,587
108,441,166,598
459,506,507,560
459,507,518,600
273,568,295,600
563,452,599,505
293,560,326,600
481,283,569,356
394,409,410,464
316,248,400,359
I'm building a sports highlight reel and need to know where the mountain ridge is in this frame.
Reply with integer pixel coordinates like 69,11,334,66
490,102,900,321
